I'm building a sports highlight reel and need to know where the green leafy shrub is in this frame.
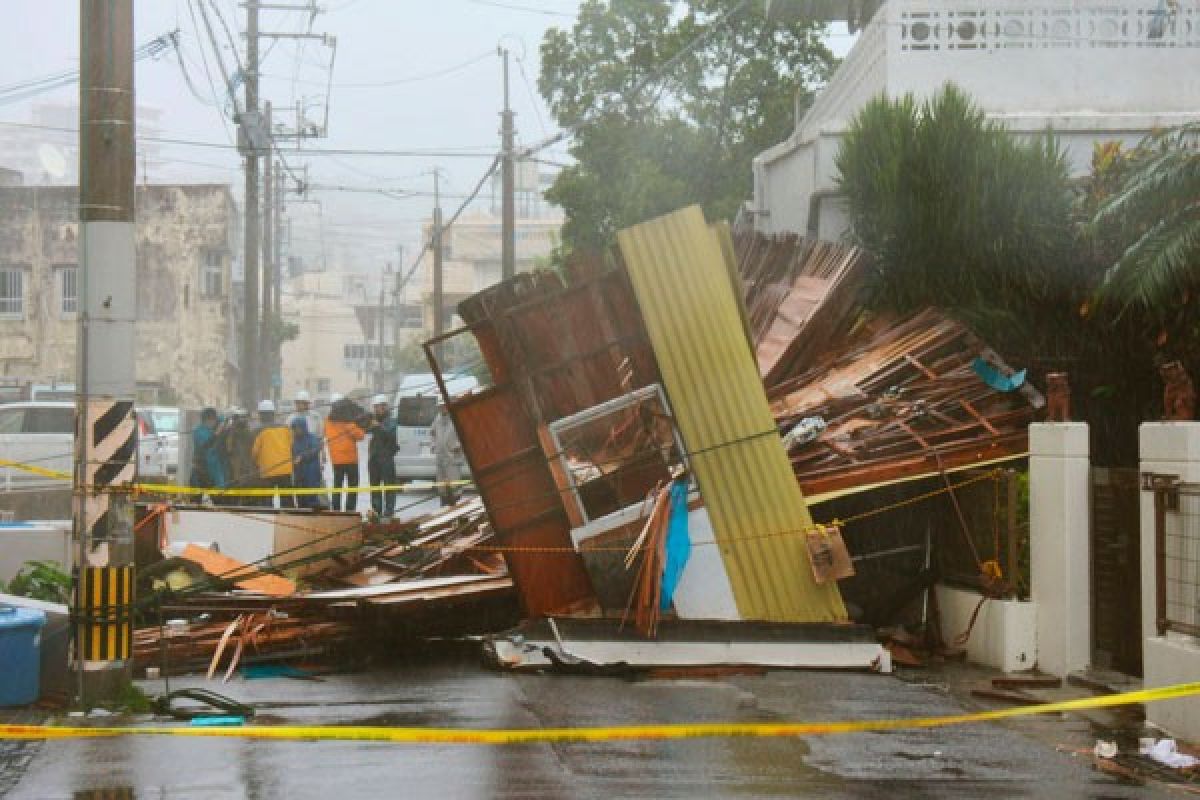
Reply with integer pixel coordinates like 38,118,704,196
0,560,71,604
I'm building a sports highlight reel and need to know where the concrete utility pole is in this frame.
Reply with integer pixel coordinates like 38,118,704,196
75,0,138,704
499,47,516,282
432,170,445,338
261,101,274,399
376,263,388,392
392,243,403,377
240,0,261,409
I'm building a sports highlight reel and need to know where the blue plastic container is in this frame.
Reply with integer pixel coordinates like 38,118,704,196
0,605,46,706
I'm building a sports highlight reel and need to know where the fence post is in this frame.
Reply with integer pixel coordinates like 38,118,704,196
1139,422,1200,742
1029,422,1091,677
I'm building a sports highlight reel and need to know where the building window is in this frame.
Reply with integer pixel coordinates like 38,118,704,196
342,343,391,369
317,378,331,394
0,268,23,318
201,250,223,298
57,264,78,316
397,304,423,328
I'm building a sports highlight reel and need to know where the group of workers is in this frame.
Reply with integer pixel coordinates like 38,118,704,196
190,390,437,516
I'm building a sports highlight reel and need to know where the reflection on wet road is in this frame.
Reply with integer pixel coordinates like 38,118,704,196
4,647,1177,799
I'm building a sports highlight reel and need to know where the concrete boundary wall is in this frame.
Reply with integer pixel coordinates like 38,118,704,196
1139,423,1200,742
937,585,1036,673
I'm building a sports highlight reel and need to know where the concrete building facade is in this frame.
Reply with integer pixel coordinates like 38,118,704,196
0,183,240,407
280,269,417,405
411,210,563,330
751,0,1200,239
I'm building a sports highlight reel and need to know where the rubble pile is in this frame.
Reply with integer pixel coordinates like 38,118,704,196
736,229,1042,499
133,498,513,676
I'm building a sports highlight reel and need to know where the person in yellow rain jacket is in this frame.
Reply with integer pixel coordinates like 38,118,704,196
251,399,294,508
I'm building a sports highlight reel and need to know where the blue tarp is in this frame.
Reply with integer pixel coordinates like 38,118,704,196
972,357,1026,393
660,479,691,611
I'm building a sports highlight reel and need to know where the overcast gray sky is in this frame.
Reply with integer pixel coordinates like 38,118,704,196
0,1,850,273
0,0,586,272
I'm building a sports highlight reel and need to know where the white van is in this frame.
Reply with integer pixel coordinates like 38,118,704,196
392,373,477,480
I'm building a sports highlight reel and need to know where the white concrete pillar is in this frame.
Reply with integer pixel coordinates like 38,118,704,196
1139,423,1200,742
1029,423,1091,676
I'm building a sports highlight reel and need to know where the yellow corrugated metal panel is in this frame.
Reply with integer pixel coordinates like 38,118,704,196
712,221,755,353
617,206,846,622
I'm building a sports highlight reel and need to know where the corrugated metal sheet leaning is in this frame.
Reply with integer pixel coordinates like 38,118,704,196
617,206,847,624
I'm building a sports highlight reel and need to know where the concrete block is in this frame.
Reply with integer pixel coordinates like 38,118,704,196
1145,635,1200,742
937,585,1036,673
1030,423,1090,459
1140,422,1200,465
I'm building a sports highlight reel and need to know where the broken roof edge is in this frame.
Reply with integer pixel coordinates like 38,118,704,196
804,451,1029,508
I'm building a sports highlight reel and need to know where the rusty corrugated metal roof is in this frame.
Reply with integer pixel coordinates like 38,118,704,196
617,206,846,623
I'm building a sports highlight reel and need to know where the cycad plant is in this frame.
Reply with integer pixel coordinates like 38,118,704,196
1091,124,1200,313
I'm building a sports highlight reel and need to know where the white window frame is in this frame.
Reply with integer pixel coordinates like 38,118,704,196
200,250,224,298
57,264,78,317
0,268,24,319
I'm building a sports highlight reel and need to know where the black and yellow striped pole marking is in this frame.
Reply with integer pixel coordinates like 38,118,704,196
82,400,138,535
76,566,134,662
74,399,139,687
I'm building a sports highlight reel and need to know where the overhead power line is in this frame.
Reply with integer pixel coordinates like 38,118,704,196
397,157,501,296
516,0,754,159
0,30,179,106
0,120,499,158
463,0,574,17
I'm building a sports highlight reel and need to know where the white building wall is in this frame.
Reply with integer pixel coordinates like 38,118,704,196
752,0,1200,238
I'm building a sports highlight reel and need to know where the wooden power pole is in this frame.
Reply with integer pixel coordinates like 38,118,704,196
240,0,261,408
499,47,515,282
432,170,445,339
261,101,274,399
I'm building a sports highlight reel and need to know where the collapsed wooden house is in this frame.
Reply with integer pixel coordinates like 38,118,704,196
421,206,1041,670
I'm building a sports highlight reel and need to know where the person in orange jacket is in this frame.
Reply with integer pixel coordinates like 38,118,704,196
325,393,366,512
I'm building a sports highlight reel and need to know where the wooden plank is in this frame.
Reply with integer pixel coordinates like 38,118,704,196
179,545,296,597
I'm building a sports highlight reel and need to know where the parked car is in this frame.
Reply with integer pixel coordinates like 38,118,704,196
0,402,169,491
142,406,181,478
0,402,74,493
392,373,478,480
133,409,171,481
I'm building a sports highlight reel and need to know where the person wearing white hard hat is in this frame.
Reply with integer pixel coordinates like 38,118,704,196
251,399,294,508
365,394,398,517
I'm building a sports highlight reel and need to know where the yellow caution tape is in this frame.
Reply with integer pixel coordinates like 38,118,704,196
132,480,473,497
0,458,73,481
0,458,470,497
2,681,1198,744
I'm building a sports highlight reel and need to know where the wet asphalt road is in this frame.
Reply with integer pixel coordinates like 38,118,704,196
2,646,1178,800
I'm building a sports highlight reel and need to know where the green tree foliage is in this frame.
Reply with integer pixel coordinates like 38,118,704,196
836,87,1199,464
1090,124,1200,314
539,0,835,253
835,84,1078,313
